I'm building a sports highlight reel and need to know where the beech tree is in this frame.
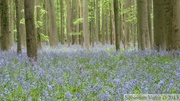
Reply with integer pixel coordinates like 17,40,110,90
15,0,22,54
1,0,10,50
137,0,150,50
48,0,58,47
114,0,120,51
83,0,90,50
24,0,37,61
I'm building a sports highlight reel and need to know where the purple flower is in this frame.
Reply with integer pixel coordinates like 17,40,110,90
158,80,165,86
76,93,81,98
176,69,180,80
65,91,72,99
48,85,53,90
114,78,121,85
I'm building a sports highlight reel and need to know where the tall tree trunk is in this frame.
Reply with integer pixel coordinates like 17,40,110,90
83,0,90,50
78,0,83,46
48,0,58,47
16,0,22,54
36,0,42,49
124,0,131,49
110,2,115,45
106,11,109,44
148,0,153,48
153,0,166,50
9,0,14,48
172,0,180,51
1,0,10,50
114,0,120,51
137,0,150,50
71,0,78,45
95,0,100,44
20,1,26,48
0,0,1,49
76,0,80,45
90,1,95,47
60,0,64,44
24,0,37,61
44,0,49,45
102,6,106,45
66,0,71,46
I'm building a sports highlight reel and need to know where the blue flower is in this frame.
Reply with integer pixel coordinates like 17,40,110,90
158,80,165,86
114,78,121,85
76,93,81,99
65,91,72,99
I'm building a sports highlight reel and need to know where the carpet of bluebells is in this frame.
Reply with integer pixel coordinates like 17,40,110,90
0,44,180,101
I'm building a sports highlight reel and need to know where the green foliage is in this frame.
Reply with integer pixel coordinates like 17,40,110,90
36,21,43,28
40,33,49,42
70,31,82,36
73,18,83,25
122,4,137,23
20,18,25,24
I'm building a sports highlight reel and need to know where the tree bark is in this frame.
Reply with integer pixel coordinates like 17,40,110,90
1,0,10,50
114,0,120,51
48,0,58,47
137,0,150,50
95,0,100,44
83,0,90,50
36,0,42,49
15,0,22,54
9,0,14,48
66,0,72,46
172,0,180,51
24,0,37,61
60,0,64,44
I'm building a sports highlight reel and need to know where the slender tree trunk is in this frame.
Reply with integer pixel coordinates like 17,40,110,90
124,0,131,48
106,11,109,44
9,0,14,48
36,0,42,49
102,6,106,45
76,0,80,45
114,0,120,51
148,0,153,48
71,0,78,45
78,0,83,46
66,0,71,46
20,1,26,48
16,0,22,54
95,0,100,44
90,1,95,47
44,0,49,45
24,0,37,61
60,0,64,44
0,0,2,49
83,0,90,50
110,2,115,45
48,0,58,47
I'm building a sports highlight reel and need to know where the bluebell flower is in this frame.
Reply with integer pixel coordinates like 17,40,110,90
114,78,121,85
48,85,53,91
27,97,32,101
76,93,81,99
158,80,165,86
176,73,180,80
65,91,72,99
104,91,111,101
44,91,50,98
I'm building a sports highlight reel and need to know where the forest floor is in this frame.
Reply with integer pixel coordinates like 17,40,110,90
0,44,180,101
